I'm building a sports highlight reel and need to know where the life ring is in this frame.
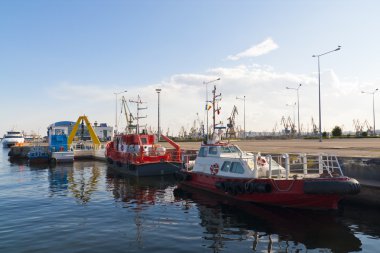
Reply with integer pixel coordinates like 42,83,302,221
210,163,219,175
257,156,266,166
59,146,64,152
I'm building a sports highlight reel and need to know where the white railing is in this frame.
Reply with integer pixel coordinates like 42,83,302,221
265,153,344,179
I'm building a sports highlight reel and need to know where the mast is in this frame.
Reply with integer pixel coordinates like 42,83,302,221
129,95,147,134
211,85,222,135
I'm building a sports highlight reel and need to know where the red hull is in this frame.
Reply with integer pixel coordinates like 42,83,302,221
106,134,182,176
180,172,348,210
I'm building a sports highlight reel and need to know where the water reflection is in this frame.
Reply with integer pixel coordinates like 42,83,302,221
105,169,177,248
174,186,362,253
28,161,104,203
106,168,177,207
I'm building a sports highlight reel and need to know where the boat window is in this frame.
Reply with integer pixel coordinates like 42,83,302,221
208,146,218,155
221,161,231,172
230,162,245,174
198,147,207,157
221,146,232,153
220,146,240,153
229,146,240,153
141,137,147,145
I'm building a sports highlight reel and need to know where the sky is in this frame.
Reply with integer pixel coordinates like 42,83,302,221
1,0,380,136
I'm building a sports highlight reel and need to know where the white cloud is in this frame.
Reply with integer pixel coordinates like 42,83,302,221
3,64,377,136
227,38,279,61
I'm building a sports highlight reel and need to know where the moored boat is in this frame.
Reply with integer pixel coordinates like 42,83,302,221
27,146,50,164
2,130,24,148
106,133,182,176
177,141,360,210
105,95,182,176
176,85,360,210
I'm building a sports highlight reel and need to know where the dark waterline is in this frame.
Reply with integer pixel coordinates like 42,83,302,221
0,148,379,253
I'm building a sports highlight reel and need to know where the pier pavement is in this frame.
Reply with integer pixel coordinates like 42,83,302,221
173,138,380,158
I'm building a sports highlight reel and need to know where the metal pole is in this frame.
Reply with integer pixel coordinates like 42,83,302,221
244,96,246,139
373,92,376,136
318,56,322,142
114,90,127,135
115,93,118,134
313,46,341,142
236,95,246,138
156,89,162,141
203,78,220,141
362,88,378,136
297,87,300,136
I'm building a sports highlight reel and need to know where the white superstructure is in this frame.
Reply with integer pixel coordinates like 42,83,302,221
2,131,25,148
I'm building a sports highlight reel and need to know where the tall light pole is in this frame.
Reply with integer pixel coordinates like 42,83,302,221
313,45,341,142
114,90,127,134
286,84,302,136
236,96,246,139
361,88,379,136
156,88,162,141
203,77,220,139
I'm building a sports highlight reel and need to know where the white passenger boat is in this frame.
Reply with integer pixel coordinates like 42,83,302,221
2,131,24,148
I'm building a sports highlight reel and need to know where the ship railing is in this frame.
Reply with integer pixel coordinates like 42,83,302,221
260,153,344,179
69,142,106,151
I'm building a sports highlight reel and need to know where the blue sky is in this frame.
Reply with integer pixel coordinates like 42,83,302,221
1,0,380,136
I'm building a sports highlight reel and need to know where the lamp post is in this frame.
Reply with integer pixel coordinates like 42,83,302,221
286,84,302,136
361,88,379,136
156,88,162,141
236,96,246,139
114,90,127,134
313,46,341,142
203,78,220,139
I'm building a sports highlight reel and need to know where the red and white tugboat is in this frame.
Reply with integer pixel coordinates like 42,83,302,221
177,86,360,210
106,95,182,176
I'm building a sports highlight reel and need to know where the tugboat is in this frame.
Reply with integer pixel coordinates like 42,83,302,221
176,86,360,210
105,95,182,176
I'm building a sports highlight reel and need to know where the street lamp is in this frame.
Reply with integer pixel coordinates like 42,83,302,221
203,78,220,139
114,90,127,134
286,84,302,136
236,96,246,139
361,88,379,136
156,88,162,141
313,45,341,142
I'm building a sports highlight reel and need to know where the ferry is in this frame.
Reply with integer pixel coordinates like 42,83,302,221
175,86,360,210
2,131,24,148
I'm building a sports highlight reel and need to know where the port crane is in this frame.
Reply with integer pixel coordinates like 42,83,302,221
311,117,318,135
121,96,136,134
226,105,238,139
280,116,296,135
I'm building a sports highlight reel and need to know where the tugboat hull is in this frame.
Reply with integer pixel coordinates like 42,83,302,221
178,172,360,210
107,158,182,176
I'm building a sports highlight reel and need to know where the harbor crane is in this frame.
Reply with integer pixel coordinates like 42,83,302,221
121,96,136,134
226,105,238,139
280,116,296,135
311,117,318,135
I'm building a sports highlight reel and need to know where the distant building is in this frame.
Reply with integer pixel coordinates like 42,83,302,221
93,121,113,141
47,121,113,142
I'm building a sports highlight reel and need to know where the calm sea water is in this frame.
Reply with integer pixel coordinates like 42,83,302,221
0,148,379,253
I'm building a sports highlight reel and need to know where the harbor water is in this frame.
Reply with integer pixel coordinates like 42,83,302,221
0,148,379,253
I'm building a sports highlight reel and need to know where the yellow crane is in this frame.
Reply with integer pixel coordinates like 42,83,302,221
67,115,101,147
